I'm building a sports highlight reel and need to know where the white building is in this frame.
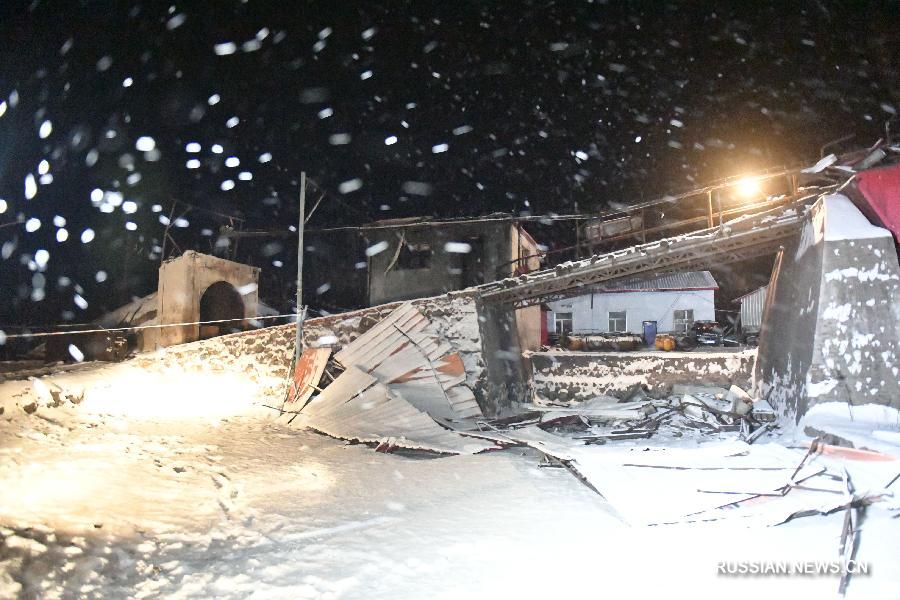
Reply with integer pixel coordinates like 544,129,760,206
546,271,718,335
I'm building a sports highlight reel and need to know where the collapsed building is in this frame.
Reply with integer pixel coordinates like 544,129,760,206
6,147,899,598
71,148,900,422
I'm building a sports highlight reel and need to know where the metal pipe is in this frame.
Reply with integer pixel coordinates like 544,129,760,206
294,172,306,362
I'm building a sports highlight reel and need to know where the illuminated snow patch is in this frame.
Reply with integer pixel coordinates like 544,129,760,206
34,249,49,268
366,241,389,256
339,178,362,194
25,173,37,199
135,136,156,152
68,344,84,362
444,242,472,253
214,42,237,55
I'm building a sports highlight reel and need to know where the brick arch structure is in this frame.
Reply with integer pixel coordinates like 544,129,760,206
156,251,260,347
198,281,245,339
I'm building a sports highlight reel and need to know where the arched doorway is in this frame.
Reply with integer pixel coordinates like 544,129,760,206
198,281,245,339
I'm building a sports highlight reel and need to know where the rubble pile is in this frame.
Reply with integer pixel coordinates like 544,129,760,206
524,381,777,445
278,302,498,455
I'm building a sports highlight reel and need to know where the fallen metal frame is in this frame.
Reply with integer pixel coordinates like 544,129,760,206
479,205,808,308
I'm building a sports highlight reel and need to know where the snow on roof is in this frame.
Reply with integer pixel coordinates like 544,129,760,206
94,292,158,328
590,270,718,293
823,194,893,242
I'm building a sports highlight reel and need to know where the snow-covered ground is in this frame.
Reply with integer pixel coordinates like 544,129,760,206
1,362,898,599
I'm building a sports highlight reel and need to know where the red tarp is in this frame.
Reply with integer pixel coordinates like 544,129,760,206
854,164,900,243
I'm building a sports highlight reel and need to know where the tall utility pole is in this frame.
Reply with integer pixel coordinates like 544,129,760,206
294,172,306,362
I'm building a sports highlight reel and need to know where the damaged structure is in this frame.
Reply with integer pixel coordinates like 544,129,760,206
363,217,544,354
6,146,900,600
756,192,900,420
94,251,262,354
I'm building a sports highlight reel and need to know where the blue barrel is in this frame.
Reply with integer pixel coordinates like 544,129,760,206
642,321,657,346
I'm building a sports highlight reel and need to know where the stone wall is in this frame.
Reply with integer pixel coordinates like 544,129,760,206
528,350,756,402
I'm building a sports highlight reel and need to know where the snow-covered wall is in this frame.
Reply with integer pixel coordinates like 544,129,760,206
131,290,496,412
546,289,715,334
756,194,900,421
528,349,756,401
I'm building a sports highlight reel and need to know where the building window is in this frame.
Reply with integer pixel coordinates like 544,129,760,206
554,312,573,335
397,243,432,270
608,311,627,332
673,309,694,333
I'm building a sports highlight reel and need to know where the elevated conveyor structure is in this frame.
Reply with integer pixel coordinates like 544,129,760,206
478,203,813,308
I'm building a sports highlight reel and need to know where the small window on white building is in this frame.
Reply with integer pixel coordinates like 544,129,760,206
673,309,694,333
608,311,626,332
554,312,573,335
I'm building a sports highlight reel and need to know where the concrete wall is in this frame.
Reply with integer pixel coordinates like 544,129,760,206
510,224,542,274
528,350,756,401
366,222,536,306
475,299,530,415
156,251,259,348
547,289,715,334
755,194,900,421
515,305,542,352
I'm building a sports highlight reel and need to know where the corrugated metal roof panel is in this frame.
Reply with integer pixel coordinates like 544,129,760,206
300,367,497,455
333,302,484,420
739,286,768,330
734,285,768,302
592,270,718,293
285,347,331,407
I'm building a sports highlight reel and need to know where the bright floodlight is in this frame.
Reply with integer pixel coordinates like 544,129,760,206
735,177,761,198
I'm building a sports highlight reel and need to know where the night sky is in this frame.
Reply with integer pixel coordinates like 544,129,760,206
0,1,896,333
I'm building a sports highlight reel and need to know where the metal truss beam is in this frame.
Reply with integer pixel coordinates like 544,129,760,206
479,207,806,308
